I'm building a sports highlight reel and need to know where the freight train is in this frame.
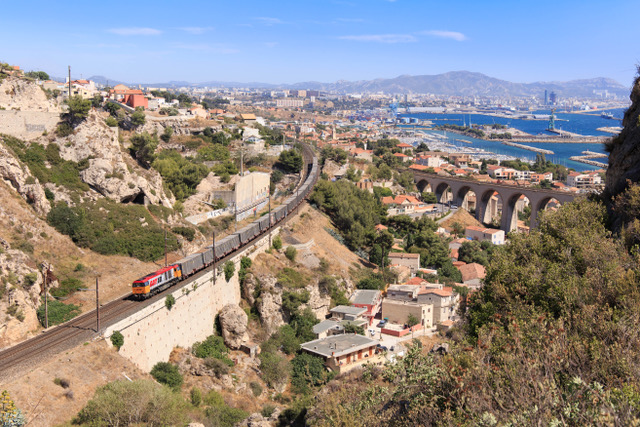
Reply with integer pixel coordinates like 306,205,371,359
132,144,319,300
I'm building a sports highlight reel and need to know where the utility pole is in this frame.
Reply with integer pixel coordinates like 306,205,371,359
212,232,216,286
164,223,168,267
43,264,49,329
68,66,71,97
95,276,100,332
268,193,272,247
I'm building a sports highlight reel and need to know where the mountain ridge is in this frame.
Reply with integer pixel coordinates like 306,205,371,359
76,71,627,98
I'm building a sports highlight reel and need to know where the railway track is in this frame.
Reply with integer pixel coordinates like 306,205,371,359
0,143,319,382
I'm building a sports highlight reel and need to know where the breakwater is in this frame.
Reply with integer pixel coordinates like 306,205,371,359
502,141,554,155
569,151,608,169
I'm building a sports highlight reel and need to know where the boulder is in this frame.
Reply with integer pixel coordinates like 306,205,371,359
218,304,248,349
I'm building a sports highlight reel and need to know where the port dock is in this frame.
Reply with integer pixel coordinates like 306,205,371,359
569,151,608,169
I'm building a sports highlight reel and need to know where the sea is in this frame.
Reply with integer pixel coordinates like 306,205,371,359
399,108,627,171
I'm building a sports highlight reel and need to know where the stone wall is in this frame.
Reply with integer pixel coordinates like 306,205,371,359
103,226,279,371
0,111,59,140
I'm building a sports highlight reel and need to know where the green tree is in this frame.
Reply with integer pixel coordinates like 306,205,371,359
110,330,124,350
160,126,173,143
165,295,175,310
422,192,438,203
450,222,465,237
131,108,146,127
258,351,290,389
130,132,158,167
285,245,297,261
25,70,49,80
407,313,419,328
62,95,91,126
277,149,303,173
224,261,235,281
150,362,183,391
291,353,334,394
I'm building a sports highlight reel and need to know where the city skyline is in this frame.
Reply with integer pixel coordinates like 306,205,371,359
1,0,638,86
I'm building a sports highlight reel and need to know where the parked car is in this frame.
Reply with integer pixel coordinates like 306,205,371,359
377,319,387,328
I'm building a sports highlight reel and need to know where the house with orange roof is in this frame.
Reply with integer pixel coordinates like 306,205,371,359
416,287,459,324
393,152,412,163
456,262,486,288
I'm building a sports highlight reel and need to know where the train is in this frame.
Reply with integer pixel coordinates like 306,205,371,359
132,144,319,300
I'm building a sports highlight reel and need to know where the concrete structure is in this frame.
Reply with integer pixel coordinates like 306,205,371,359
350,290,382,325
312,319,344,339
300,334,380,373
235,172,270,220
0,111,59,140
416,288,459,325
104,224,280,372
387,252,420,272
465,226,505,245
276,99,303,108
381,299,433,329
329,305,366,322
413,171,577,231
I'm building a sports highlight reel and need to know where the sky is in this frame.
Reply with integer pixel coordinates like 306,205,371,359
1,0,638,86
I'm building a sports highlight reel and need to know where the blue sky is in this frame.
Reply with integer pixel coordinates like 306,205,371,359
1,0,638,86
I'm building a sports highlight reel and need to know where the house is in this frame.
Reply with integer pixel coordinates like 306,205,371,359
387,252,420,273
312,320,344,339
416,287,459,324
396,142,413,153
300,334,380,373
393,152,412,163
456,262,486,288
350,290,382,325
329,305,367,322
415,155,441,168
189,106,208,118
382,284,435,329
238,113,257,123
566,171,603,188
465,226,505,245
351,147,373,162
382,195,424,216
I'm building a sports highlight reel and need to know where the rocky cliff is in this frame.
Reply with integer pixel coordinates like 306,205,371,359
0,76,59,112
51,111,174,206
605,73,640,230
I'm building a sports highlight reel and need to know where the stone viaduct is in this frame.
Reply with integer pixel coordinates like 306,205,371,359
412,171,577,232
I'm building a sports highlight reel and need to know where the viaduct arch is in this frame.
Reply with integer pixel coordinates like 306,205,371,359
413,171,577,232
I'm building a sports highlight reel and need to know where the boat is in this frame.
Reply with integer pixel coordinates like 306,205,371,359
601,112,614,119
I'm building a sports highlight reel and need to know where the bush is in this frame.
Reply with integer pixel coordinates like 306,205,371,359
224,261,235,282
277,149,303,173
258,351,290,389
277,268,308,288
150,362,183,391
54,377,70,388
105,116,118,127
160,126,173,143
203,390,249,426
165,295,175,310
261,404,276,418
74,380,189,425
131,108,146,127
285,246,297,261
172,226,195,242
62,95,91,126
272,235,282,250
36,298,81,327
204,357,231,377
190,387,202,407
55,122,74,137
23,272,38,289
193,335,233,366
50,277,85,298
44,187,55,201
249,381,263,397
291,353,335,394
110,331,124,350
153,149,209,201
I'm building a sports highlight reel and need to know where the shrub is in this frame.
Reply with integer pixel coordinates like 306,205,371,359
224,261,235,282
204,357,230,377
165,295,175,310
190,387,202,407
23,272,38,289
281,290,310,316
277,268,308,288
36,298,81,327
160,126,173,143
150,362,183,391
261,404,276,418
130,132,158,167
285,246,297,262
110,331,124,350
249,381,263,397
105,116,118,127
203,390,249,426
131,108,146,127
290,353,335,394
272,235,282,250
54,377,70,388
50,277,85,298
74,380,189,425
258,351,290,389
152,149,209,201
172,226,195,242
44,187,55,201
193,335,233,366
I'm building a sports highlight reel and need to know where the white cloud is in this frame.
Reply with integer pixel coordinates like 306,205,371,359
339,34,417,43
420,30,467,41
107,27,162,36
253,17,284,25
177,26,213,35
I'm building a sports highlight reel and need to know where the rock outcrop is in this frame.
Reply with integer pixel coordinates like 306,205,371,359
0,249,45,348
0,77,59,112
605,74,640,230
218,303,249,349
54,111,173,206
0,142,50,215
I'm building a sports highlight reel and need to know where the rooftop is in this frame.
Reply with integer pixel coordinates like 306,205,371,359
388,252,420,259
330,305,367,316
350,289,381,306
301,334,379,358
312,320,344,335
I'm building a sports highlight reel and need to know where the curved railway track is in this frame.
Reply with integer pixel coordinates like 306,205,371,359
0,143,319,381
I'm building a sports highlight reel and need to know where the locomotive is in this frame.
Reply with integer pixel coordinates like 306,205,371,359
132,146,318,300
